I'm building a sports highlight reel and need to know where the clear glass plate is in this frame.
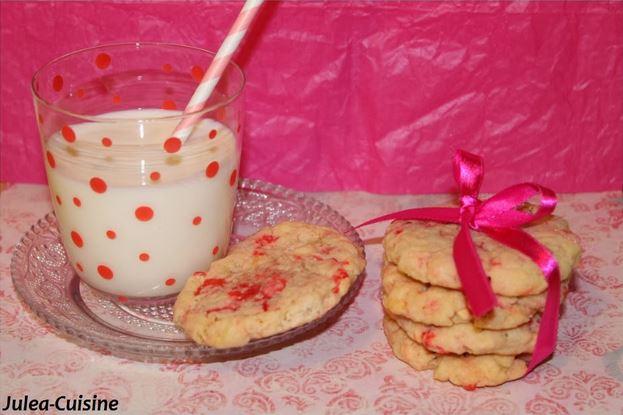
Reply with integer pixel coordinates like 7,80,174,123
11,179,365,362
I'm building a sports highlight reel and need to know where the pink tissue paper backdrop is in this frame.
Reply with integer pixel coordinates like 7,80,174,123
1,1,622,194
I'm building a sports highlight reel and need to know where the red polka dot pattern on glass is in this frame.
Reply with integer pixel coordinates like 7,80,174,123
97,265,114,280
135,206,154,221
162,100,177,110
164,137,182,153
70,231,84,248
205,161,220,178
52,75,63,92
230,169,238,187
162,63,173,73
55,195,62,205
76,262,84,272
112,95,121,104
191,65,204,82
165,278,176,286
61,125,76,143
36,74,242,299
95,53,111,69
76,88,85,98
89,177,107,193
46,151,56,168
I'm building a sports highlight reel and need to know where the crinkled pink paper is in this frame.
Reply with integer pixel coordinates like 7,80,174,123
1,1,622,193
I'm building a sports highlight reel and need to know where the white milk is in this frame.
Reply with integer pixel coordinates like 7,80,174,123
44,109,240,298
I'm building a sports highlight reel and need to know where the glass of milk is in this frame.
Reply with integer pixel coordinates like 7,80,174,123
32,43,244,300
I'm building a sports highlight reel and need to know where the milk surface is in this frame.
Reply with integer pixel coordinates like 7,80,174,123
44,109,239,297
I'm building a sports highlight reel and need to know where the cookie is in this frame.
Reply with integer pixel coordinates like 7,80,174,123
384,215,581,296
382,262,566,329
433,353,527,389
383,317,527,388
383,315,436,371
389,313,536,355
173,222,366,348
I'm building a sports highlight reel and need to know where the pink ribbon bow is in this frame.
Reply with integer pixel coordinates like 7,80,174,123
359,150,561,371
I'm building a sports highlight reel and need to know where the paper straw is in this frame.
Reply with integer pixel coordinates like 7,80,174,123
173,0,264,142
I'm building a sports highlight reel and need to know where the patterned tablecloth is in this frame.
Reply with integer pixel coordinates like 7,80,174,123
1,183,621,415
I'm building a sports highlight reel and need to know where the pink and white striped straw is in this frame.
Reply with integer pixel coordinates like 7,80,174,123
173,0,264,142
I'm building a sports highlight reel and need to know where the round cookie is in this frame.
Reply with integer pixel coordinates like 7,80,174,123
384,215,581,297
383,317,527,388
434,353,527,389
381,262,566,329
173,221,366,348
383,315,436,371
389,313,536,356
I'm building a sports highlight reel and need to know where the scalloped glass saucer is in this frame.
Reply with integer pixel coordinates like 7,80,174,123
11,179,365,362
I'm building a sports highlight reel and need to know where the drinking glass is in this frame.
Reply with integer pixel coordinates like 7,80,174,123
31,42,245,300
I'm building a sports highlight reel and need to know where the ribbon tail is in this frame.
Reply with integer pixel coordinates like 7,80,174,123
483,227,561,372
528,272,561,371
453,223,497,317
356,207,460,228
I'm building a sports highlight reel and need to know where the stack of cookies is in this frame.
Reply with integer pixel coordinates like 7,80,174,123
381,215,581,388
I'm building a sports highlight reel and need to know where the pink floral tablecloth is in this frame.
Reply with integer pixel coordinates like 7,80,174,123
1,183,621,414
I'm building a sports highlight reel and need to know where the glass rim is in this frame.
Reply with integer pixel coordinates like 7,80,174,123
31,41,246,123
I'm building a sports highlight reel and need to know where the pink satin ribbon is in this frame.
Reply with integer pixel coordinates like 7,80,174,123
359,150,561,371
